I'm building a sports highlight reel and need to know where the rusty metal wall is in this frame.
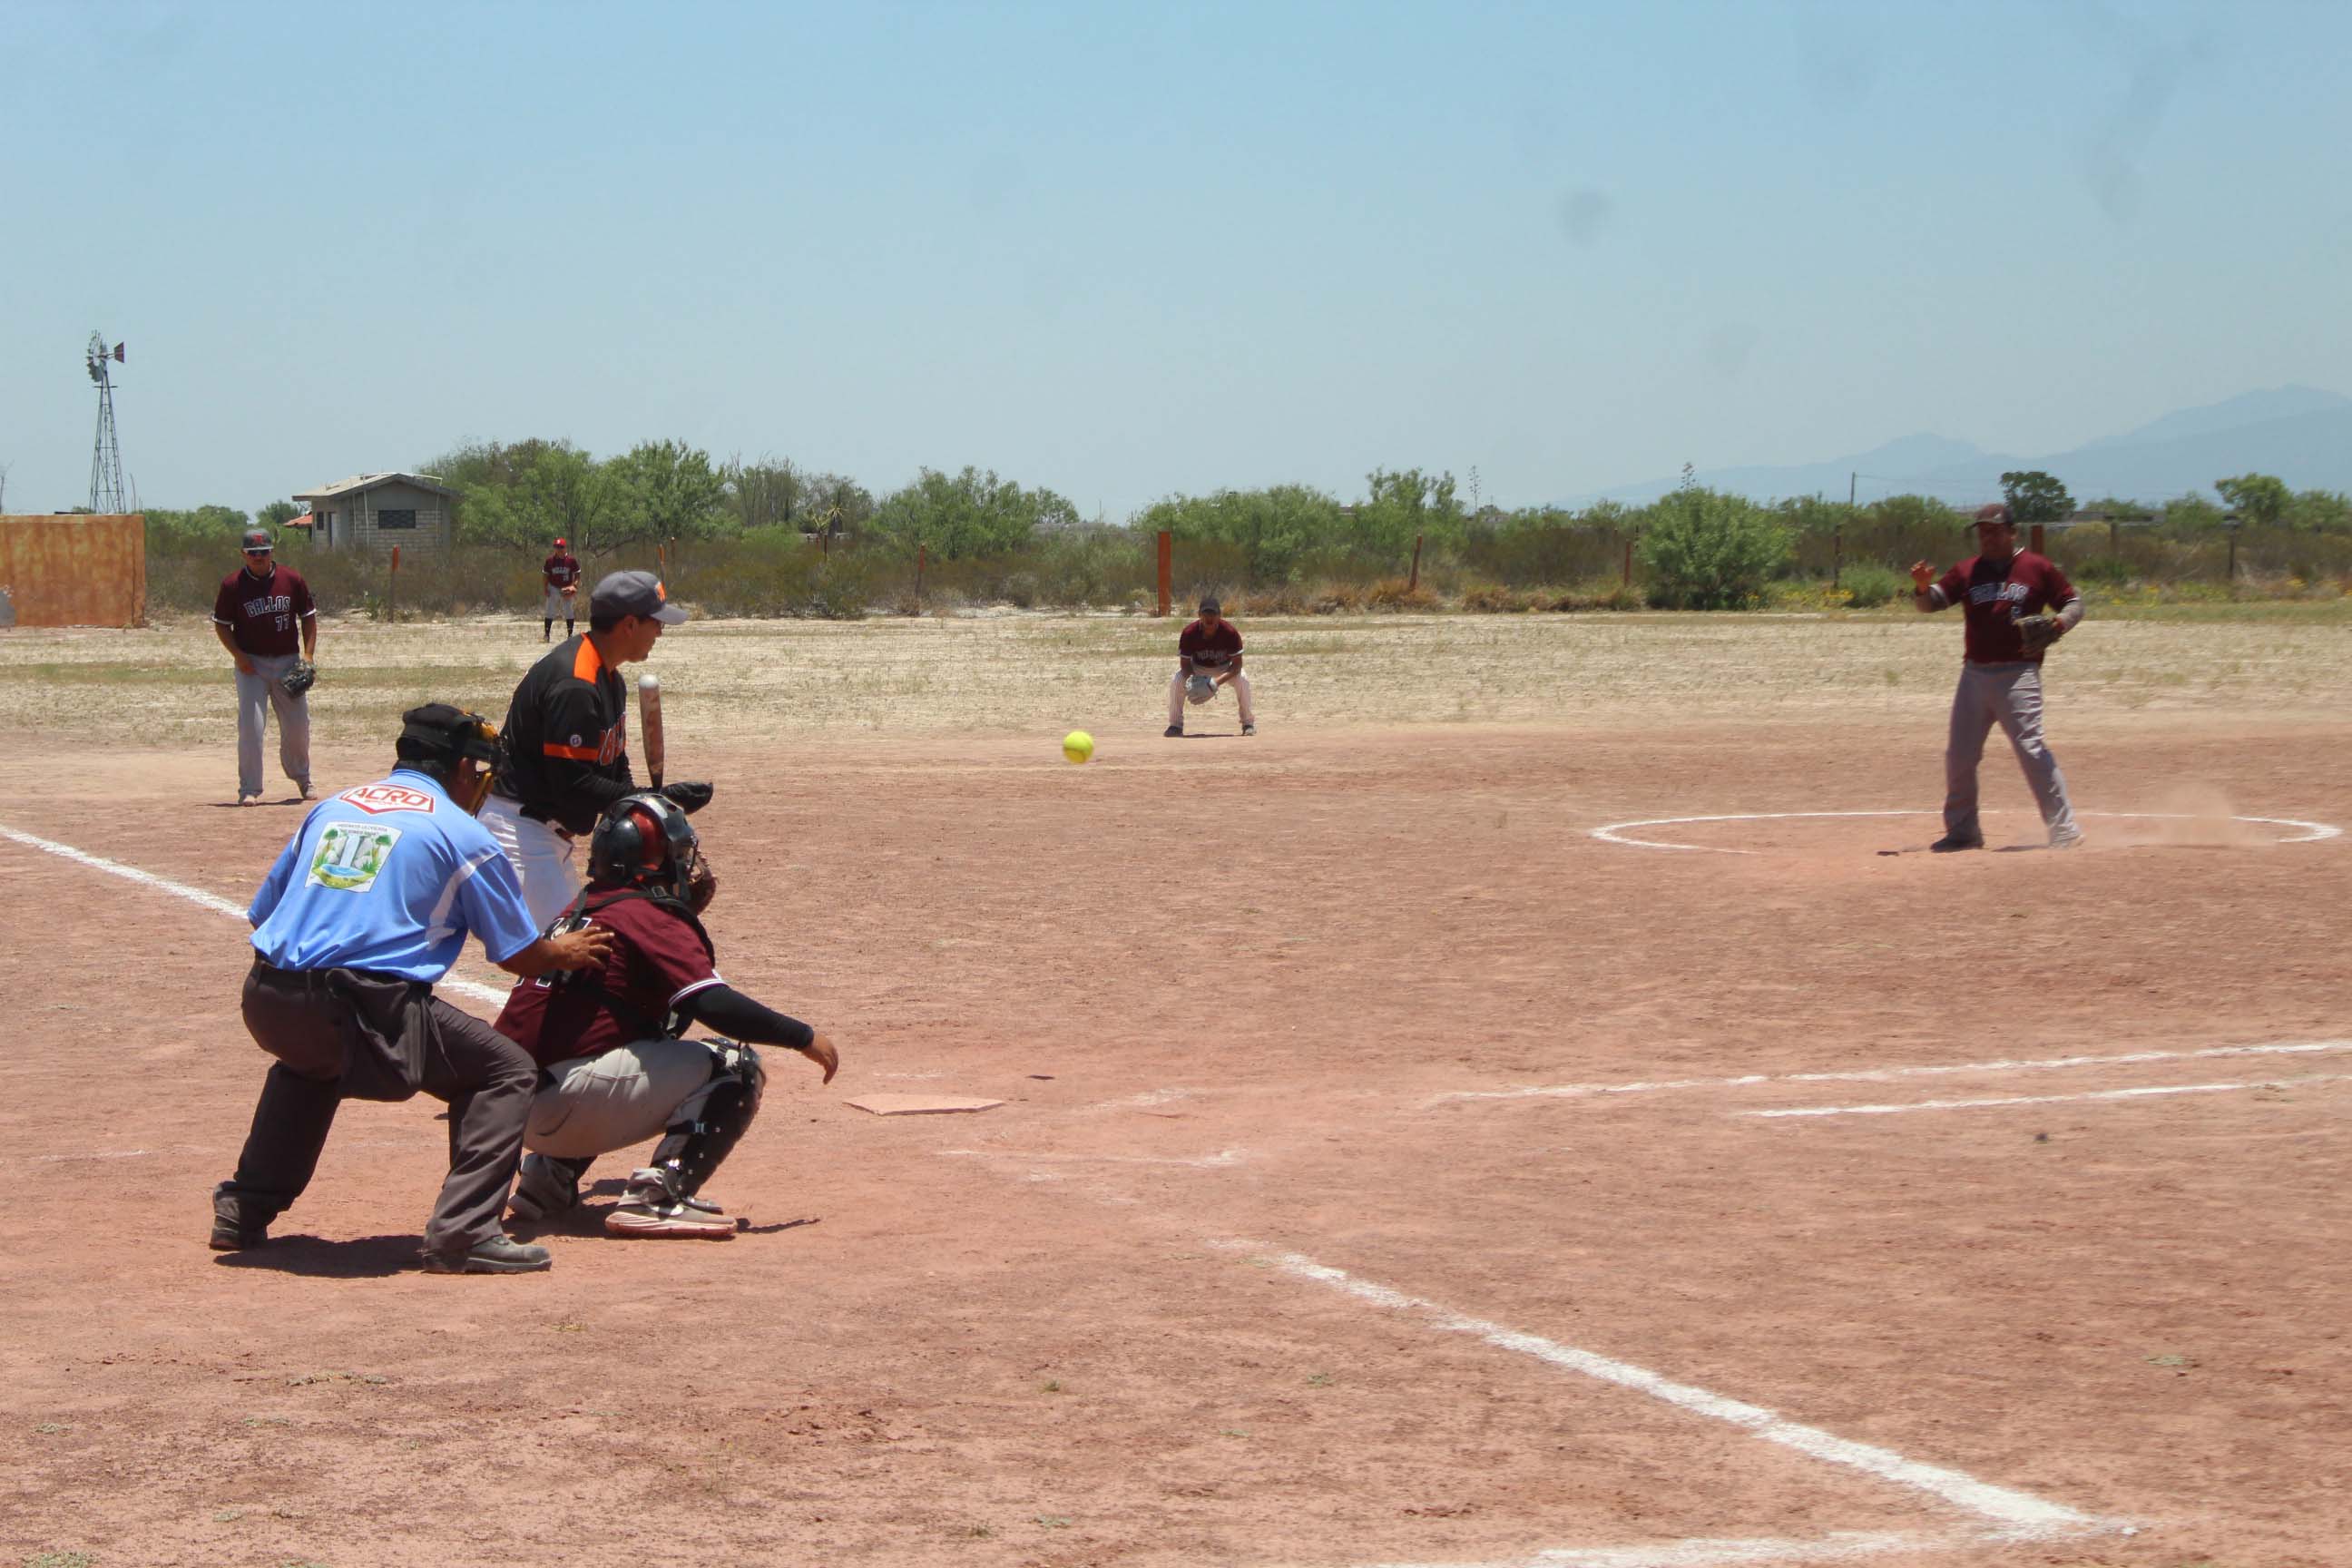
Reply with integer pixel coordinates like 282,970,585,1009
0,515,147,627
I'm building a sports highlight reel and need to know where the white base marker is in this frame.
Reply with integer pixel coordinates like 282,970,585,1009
1745,1072,2352,1120
1590,808,2340,856
1239,1247,2127,1547
0,820,510,1006
1436,1038,2352,1104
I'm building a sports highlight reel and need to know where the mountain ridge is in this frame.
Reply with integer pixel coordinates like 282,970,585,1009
1564,386,2352,508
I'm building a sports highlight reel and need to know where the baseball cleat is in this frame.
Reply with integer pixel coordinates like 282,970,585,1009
209,1215,268,1251
1164,724,1183,738
507,1152,586,1224
239,793,262,808
421,1234,554,1274
2049,831,2086,850
1241,723,1256,736
605,1170,735,1239
298,780,316,801
1927,834,1984,853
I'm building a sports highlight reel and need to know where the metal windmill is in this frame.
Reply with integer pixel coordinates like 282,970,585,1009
86,331,127,513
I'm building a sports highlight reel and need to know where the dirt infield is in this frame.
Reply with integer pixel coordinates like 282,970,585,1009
3,613,2348,1568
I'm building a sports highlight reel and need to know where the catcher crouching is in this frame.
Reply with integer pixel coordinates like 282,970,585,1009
494,792,838,1238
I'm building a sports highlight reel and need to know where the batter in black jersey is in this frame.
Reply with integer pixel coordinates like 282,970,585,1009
477,571,711,928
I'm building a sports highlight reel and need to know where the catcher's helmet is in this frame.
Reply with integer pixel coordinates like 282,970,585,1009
586,792,702,904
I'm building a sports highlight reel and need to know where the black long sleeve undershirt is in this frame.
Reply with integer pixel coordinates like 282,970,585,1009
674,984,816,1054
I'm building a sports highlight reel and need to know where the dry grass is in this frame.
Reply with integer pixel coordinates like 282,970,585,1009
5,605,2352,747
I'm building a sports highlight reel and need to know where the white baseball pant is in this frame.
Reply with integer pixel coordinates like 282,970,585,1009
1169,669,1254,727
479,795,584,932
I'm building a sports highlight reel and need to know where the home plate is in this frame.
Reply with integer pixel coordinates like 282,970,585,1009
845,1094,1005,1116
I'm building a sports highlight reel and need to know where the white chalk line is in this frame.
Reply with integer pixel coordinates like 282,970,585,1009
1589,808,2342,856
1745,1072,2352,1121
0,819,511,1006
1370,1527,1974,1568
1236,1246,2130,1563
1436,1038,2352,1105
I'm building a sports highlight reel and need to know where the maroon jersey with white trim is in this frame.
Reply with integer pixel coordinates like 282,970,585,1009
1178,618,1243,669
494,891,723,1068
544,553,581,589
1936,552,2076,665
212,564,317,657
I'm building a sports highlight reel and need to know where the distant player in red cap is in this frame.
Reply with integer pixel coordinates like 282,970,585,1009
542,536,582,642
1910,503,2085,850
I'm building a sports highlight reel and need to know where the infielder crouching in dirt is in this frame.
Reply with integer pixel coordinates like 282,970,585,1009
211,704,615,1274
1911,503,2084,851
495,792,838,1239
1166,595,1255,737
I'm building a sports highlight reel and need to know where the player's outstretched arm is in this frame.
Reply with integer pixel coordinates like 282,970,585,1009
676,985,838,1083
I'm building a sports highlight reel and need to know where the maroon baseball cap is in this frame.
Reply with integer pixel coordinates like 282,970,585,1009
1973,503,2015,527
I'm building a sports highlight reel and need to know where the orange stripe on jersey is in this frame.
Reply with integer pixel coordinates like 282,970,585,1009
543,741,603,760
571,639,605,682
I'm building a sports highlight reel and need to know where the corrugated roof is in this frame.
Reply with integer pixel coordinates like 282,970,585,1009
292,472,459,501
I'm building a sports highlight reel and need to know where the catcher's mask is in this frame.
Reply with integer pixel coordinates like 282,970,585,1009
586,792,702,904
395,703,502,814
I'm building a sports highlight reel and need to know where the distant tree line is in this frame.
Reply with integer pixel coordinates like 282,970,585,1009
130,441,2352,618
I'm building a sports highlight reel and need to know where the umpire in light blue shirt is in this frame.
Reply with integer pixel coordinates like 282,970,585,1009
210,704,614,1275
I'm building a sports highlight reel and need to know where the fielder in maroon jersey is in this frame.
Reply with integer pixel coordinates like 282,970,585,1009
211,525,319,806
1909,503,2084,850
542,537,582,642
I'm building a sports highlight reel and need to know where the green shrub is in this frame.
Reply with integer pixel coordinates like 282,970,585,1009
1638,489,1790,610
1837,564,1906,608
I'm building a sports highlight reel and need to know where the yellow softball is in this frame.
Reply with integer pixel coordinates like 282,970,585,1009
1062,730,1094,765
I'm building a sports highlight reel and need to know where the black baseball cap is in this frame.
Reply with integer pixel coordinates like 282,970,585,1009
241,526,272,554
1973,503,2015,527
1198,595,1222,614
589,570,688,624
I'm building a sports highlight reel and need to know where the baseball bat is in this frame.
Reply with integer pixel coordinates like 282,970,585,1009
639,671,665,789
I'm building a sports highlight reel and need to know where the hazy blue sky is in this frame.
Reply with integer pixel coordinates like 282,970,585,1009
3,0,2346,518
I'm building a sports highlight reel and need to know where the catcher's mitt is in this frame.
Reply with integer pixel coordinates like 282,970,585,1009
282,658,318,697
2014,614,2063,654
1186,672,1217,705
687,850,718,916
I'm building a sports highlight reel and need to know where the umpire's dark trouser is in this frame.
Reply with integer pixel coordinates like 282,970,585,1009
214,964,537,1258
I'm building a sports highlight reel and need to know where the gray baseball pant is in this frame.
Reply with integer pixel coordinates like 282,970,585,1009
1943,661,2078,845
235,652,311,799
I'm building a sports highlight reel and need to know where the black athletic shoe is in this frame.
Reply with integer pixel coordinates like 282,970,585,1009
1240,723,1256,736
1928,834,1984,853
209,1215,268,1251
422,1235,553,1275
1164,724,1183,738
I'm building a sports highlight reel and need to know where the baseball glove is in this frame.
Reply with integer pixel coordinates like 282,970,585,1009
562,584,577,598
282,658,318,697
1186,673,1217,705
2014,614,2063,654
687,851,718,916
